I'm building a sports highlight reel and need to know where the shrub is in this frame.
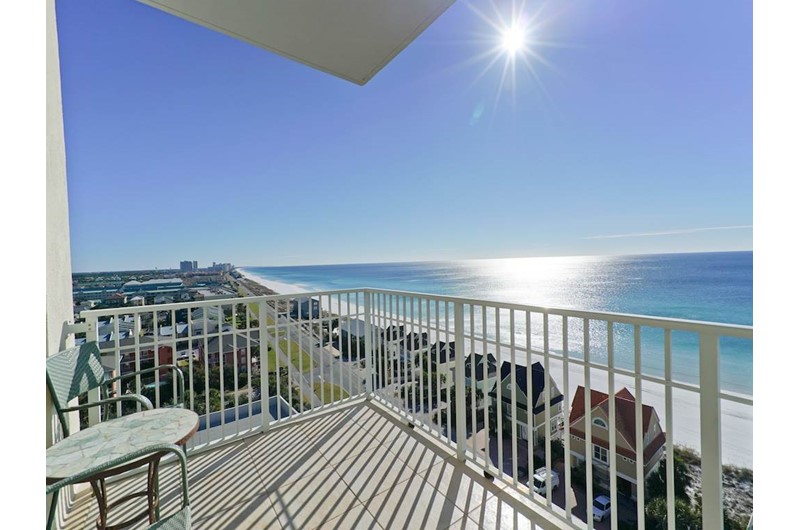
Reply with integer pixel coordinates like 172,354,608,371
549,439,565,462
570,460,604,494
646,452,691,501
645,497,701,530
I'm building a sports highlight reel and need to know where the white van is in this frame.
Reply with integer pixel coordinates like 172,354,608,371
531,467,559,495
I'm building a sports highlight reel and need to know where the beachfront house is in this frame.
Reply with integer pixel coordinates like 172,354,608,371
402,331,429,354
487,361,564,443
568,386,667,499
464,353,497,408
338,317,373,359
396,331,430,365
290,297,321,320
430,340,458,385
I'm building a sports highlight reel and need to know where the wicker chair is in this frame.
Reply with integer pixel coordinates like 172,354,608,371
46,443,191,530
46,341,185,436
46,342,186,528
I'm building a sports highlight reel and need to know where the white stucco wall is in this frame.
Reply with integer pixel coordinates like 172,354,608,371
47,0,73,362
47,0,75,524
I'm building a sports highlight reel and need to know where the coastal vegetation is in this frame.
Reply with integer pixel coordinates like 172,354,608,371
642,446,751,529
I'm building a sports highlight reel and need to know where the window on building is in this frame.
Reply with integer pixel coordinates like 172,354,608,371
592,417,608,429
550,416,562,434
593,444,609,464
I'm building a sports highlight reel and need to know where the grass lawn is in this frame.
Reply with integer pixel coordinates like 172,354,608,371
313,382,349,404
265,338,315,372
247,303,279,325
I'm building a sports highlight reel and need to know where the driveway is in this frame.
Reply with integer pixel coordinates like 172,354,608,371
465,427,638,528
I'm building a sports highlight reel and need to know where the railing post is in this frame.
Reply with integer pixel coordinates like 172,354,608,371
259,300,270,432
699,332,723,529
85,314,102,427
364,290,374,396
454,301,467,461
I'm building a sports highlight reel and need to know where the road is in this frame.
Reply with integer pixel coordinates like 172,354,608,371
265,307,365,400
226,276,365,400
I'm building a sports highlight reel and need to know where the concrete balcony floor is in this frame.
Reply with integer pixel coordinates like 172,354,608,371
62,401,556,530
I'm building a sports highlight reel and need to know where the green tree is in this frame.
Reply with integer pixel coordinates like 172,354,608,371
538,437,565,463
194,388,222,415
646,452,692,501
445,384,480,428
645,497,701,530
570,460,605,495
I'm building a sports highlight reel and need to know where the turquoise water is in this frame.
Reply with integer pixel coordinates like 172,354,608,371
242,252,752,393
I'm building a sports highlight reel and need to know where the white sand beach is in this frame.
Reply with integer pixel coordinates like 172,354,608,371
238,268,309,295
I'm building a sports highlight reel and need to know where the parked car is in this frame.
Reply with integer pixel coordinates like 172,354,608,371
592,495,612,522
531,467,559,495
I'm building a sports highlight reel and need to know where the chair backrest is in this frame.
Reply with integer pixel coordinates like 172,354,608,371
46,342,105,436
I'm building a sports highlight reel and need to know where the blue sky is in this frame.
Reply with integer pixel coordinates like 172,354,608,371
57,0,752,272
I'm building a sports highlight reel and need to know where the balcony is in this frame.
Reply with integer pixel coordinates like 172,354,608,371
66,288,752,529
62,400,576,530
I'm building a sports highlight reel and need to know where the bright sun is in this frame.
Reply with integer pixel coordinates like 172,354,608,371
457,1,558,109
502,24,525,55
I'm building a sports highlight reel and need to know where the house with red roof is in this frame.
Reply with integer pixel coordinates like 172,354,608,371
568,386,666,498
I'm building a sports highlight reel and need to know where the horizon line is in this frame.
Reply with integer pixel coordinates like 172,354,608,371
72,248,753,274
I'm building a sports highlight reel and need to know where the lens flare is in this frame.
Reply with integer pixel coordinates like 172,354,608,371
458,0,561,115
502,24,525,55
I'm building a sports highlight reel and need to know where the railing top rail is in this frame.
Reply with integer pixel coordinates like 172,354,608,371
361,287,753,339
80,297,268,318
81,287,752,339
79,288,365,318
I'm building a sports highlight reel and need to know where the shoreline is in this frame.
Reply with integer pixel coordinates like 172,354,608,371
236,268,752,468
238,268,310,295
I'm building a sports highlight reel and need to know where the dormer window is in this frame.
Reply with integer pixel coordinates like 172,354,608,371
592,417,608,429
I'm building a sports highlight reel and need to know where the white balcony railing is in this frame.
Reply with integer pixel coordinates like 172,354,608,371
79,288,752,530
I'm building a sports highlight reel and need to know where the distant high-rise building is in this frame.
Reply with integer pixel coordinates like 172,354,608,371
192,260,198,271
210,262,234,273
180,260,194,272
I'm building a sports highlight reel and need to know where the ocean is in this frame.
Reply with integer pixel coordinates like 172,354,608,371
242,251,752,394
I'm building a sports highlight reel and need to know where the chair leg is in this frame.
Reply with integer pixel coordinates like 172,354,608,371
90,478,108,529
147,456,162,523
47,489,59,530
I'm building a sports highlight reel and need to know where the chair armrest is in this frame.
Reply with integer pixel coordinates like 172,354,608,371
106,365,186,406
62,394,153,413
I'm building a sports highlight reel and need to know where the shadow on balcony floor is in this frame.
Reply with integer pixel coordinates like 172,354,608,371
62,401,558,529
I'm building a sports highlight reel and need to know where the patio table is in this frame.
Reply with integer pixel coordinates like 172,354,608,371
46,408,198,529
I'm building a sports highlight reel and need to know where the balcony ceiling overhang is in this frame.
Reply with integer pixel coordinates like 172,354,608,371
137,0,457,85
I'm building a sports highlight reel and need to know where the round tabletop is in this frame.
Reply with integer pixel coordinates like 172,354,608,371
46,408,199,481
